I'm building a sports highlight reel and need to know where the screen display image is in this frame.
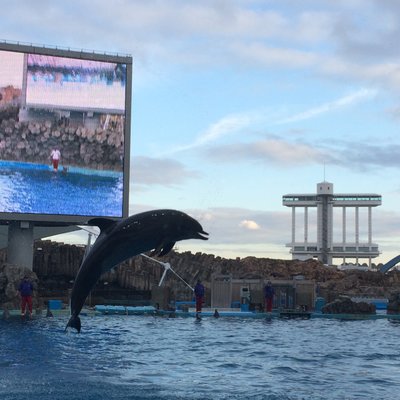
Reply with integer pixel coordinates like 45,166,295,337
26,54,126,112
0,46,131,221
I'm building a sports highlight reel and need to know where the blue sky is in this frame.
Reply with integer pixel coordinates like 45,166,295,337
5,0,400,263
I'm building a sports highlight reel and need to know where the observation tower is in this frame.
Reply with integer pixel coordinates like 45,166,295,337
282,182,382,266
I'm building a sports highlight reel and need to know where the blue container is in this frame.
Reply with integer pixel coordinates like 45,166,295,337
372,300,388,310
240,303,249,312
48,299,62,310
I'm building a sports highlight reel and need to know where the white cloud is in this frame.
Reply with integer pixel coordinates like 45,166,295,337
164,87,377,159
230,41,319,68
275,88,378,125
206,138,328,166
163,111,263,155
239,220,261,230
130,156,200,187
257,139,324,164
182,206,288,245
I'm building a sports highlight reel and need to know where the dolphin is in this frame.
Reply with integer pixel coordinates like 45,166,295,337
65,209,208,332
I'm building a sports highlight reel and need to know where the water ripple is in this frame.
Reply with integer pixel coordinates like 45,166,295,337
1,316,400,399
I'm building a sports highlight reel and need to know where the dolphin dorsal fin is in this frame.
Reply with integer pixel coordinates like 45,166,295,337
88,218,117,234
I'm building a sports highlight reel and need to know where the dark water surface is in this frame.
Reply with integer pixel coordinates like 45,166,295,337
1,315,400,399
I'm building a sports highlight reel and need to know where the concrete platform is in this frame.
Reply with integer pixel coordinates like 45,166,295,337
4,306,400,321
94,305,400,320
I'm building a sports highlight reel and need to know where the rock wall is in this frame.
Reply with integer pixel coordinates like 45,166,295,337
387,292,400,313
0,263,40,311
32,242,400,301
2,241,400,308
0,117,123,171
322,296,376,314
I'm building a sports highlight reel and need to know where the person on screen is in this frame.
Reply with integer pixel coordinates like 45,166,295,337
18,276,34,319
50,148,61,171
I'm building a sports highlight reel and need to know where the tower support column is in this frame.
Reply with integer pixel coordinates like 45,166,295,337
291,207,296,245
8,221,34,270
304,206,308,245
368,206,372,245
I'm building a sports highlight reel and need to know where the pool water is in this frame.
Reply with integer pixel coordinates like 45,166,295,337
0,161,123,216
1,315,400,399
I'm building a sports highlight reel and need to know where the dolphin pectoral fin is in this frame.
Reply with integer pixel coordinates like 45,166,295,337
150,243,163,257
158,241,176,256
149,241,176,257
65,315,81,333
88,218,117,234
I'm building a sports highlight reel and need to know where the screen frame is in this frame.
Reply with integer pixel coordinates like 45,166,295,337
0,41,132,226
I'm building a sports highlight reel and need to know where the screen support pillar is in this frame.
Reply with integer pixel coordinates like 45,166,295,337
8,221,34,270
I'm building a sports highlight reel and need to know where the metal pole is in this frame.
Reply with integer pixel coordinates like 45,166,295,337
140,254,194,291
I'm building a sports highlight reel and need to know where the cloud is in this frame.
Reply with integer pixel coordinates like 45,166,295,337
203,134,400,172
164,87,377,159
239,220,261,230
130,156,200,187
386,106,400,120
326,140,400,170
229,41,319,69
179,206,291,246
275,88,378,125
163,111,263,155
205,138,329,166
330,1,400,63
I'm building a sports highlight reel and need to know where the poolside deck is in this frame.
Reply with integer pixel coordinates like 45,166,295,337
3,306,400,321
94,305,400,320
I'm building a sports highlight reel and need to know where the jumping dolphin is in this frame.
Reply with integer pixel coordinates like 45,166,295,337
65,209,208,332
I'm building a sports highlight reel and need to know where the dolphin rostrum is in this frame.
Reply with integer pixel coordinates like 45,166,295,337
65,209,208,332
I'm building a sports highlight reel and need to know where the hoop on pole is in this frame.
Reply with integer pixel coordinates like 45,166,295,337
140,253,194,291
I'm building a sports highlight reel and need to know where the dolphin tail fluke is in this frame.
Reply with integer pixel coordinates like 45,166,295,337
65,314,81,333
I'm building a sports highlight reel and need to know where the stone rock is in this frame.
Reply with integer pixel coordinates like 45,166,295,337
5,282,17,299
322,296,376,314
387,292,400,313
0,263,40,310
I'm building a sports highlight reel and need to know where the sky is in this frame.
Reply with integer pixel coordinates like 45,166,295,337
3,0,400,264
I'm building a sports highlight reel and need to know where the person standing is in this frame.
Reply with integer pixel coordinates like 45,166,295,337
264,281,275,313
50,148,61,171
194,280,205,317
18,276,34,318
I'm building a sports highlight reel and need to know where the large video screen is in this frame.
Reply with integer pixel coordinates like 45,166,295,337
0,45,131,223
